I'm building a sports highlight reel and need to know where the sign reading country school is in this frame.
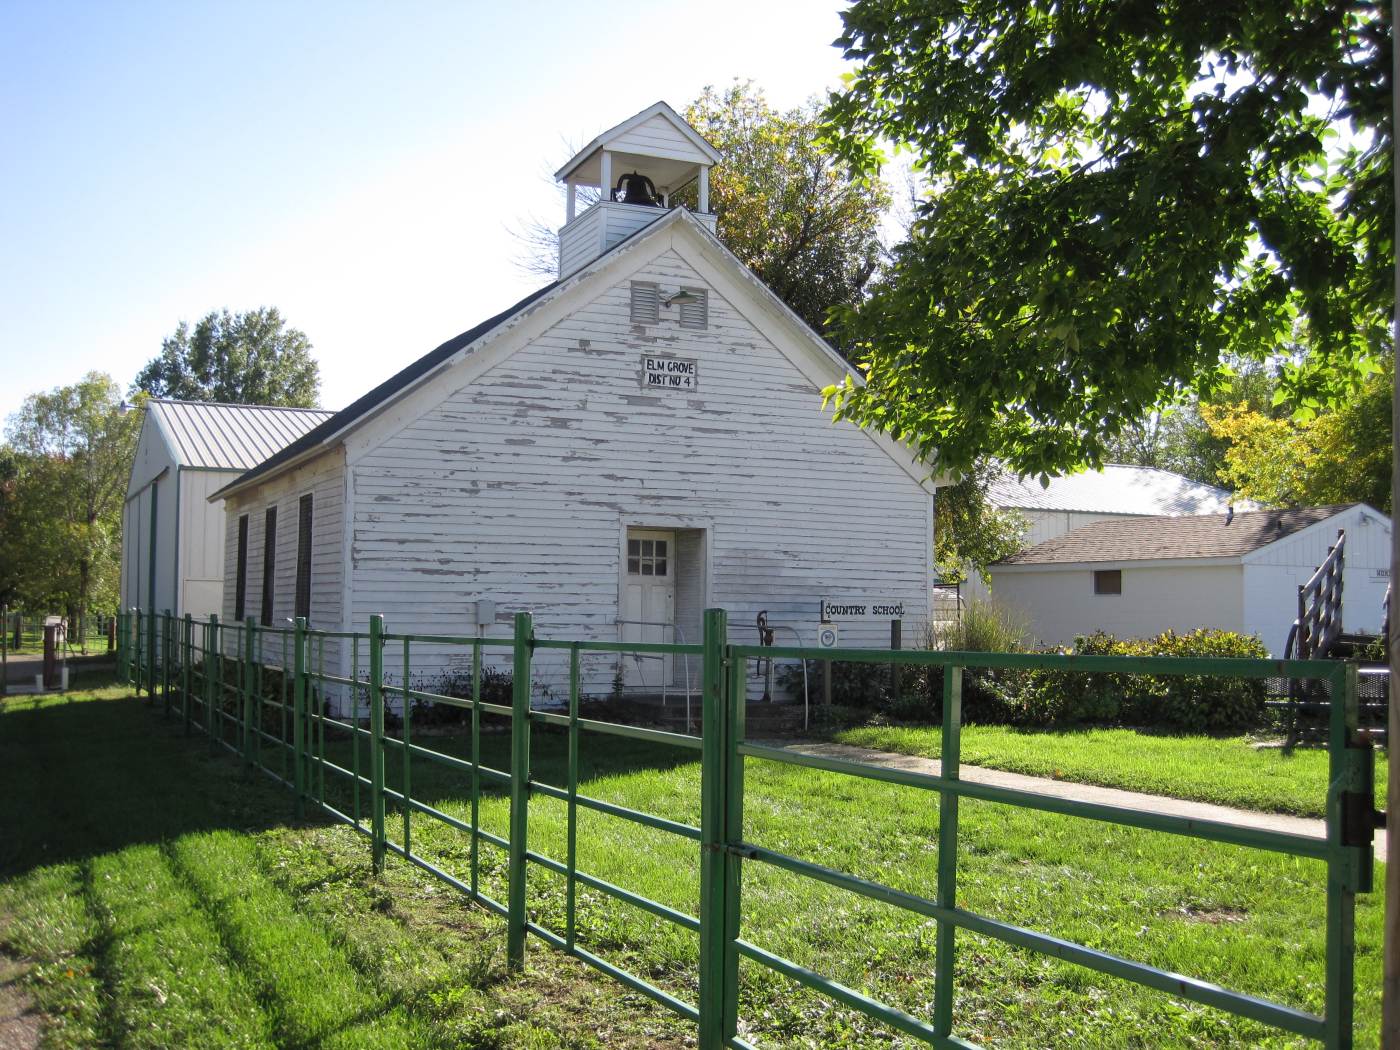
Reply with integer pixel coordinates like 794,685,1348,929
820,598,905,621
642,354,698,391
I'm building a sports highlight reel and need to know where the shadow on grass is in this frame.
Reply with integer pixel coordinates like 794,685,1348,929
0,681,703,881
318,721,698,811
0,690,302,881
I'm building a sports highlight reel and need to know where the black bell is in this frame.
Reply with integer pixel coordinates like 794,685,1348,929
614,171,661,207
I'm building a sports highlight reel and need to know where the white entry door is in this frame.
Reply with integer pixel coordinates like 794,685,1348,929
621,529,675,688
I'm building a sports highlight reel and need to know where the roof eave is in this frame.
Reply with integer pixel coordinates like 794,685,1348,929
553,101,722,182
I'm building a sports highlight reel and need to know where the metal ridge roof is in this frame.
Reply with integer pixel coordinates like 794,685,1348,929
147,399,334,471
988,464,1247,516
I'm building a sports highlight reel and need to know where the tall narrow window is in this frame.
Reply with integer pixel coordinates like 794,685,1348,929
295,494,313,621
234,515,249,621
261,506,277,626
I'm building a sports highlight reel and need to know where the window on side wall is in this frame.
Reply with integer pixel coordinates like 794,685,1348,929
234,514,249,621
1093,569,1122,595
295,494,313,621
261,506,277,626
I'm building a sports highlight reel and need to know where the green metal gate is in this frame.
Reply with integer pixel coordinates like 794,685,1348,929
116,606,1378,1048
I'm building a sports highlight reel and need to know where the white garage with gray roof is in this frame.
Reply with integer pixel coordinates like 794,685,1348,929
988,503,1391,654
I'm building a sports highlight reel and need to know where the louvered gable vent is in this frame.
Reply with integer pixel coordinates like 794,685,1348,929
678,289,708,330
630,281,660,324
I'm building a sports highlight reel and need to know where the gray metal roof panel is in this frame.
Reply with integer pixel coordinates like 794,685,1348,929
988,464,1250,515
147,400,334,471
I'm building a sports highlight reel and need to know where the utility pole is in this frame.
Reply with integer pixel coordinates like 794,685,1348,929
1383,1,1399,1040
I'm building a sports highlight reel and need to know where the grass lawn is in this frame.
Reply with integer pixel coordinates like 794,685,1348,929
832,724,1389,818
0,682,691,1049
1,678,1386,1048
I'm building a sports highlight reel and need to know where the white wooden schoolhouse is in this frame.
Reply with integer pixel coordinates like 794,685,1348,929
210,102,940,696
121,399,332,620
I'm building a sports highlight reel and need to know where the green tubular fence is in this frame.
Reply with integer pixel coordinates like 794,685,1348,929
122,607,1378,1049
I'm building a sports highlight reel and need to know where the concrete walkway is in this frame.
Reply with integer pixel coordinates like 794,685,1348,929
777,741,1387,862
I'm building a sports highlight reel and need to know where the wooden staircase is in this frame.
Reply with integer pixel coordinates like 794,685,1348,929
1283,530,1388,744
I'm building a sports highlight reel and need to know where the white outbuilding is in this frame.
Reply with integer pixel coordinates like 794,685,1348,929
121,399,332,619
988,503,1391,654
960,464,1254,606
209,102,941,696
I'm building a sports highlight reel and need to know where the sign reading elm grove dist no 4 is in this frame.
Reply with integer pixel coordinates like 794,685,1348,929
642,354,698,391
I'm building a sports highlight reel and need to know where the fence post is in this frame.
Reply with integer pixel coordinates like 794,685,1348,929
506,610,534,970
208,615,220,750
934,663,963,1037
370,614,387,872
162,611,173,717
243,618,257,764
1324,662,1363,1050
182,614,193,734
292,617,307,819
722,612,746,1043
698,607,729,1048
890,618,902,698
146,605,156,702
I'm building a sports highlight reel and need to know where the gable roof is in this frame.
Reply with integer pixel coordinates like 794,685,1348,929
147,399,333,471
554,101,721,184
989,464,1247,516
996,505,1356,566
213,207,934,501
210,280,559,499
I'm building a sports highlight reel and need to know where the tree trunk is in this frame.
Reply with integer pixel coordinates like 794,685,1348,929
77,557,89,652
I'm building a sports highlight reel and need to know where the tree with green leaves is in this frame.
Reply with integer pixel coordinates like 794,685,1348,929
1203,358,1392,511
2,374,143,634
934,465,1026,585
133,307,320,407
674,82,891,338
821,2,1391,480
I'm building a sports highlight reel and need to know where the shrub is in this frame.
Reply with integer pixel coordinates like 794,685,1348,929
929,599,1029,654
411,667,513,725
1011,628,1269,731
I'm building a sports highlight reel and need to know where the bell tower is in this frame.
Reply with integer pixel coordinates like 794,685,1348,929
554,102,720,278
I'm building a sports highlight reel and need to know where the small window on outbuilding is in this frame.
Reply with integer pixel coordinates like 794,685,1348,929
630,281,660,324
1093,569,1122,595
677,289,708,330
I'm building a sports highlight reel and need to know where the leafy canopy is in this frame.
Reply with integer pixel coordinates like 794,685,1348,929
677,83,891,338
1,373,142,618
1203,358,1392,511
133,307,320,407
821,1,1392,479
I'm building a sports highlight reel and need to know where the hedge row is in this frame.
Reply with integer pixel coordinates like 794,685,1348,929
784,628,1271,732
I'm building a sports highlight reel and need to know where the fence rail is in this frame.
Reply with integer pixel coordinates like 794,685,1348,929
115,607,1377,1049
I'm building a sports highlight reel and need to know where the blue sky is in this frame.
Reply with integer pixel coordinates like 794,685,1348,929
0,1,852,421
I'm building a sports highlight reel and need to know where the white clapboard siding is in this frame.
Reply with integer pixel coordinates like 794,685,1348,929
221,449,346,673
349,246,933,696
558,205,604,278
608,113,712,166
